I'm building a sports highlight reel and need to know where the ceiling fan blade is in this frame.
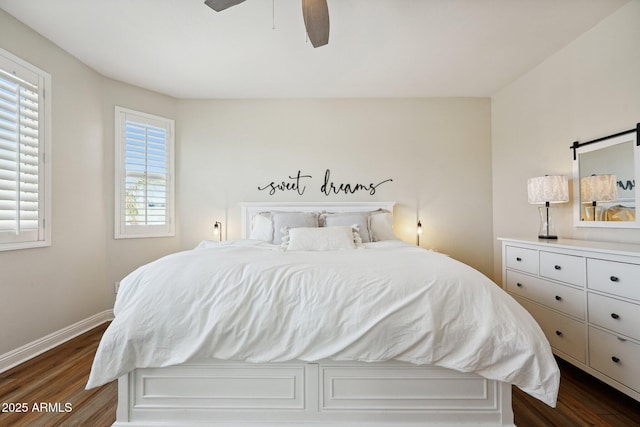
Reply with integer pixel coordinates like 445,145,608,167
302,0,330,48
204,0,247,12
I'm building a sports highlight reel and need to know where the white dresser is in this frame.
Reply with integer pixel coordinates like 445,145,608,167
499,237,640,401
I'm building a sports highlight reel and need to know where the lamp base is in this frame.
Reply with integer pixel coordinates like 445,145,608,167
538,235,558,240
537,205,559,240
581,204,606,221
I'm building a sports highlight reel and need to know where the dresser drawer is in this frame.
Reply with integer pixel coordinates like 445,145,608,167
587,293,640,341
505,246,538,274
588,327,640,393
587,259,640,302
514,296,586,363
506,270,584,319
539,251,585,287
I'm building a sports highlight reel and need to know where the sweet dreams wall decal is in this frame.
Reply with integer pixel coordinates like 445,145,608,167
257,169,393,196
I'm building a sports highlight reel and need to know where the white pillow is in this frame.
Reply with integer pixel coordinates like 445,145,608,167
369,211,398,241
272,211,319,244
249,212,273,242
321,212,372,243
283,226,362,251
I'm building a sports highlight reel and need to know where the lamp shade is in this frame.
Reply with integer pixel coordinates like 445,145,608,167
580,174,617,203
527,175,569,204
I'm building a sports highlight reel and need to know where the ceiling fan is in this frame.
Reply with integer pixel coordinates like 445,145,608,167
204,0,330,48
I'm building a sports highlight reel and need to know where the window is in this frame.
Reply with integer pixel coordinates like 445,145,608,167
0,48,51,251
114,107,175,238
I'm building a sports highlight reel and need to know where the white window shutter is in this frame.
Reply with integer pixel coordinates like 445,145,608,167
115,107,175,238
0,49,51,250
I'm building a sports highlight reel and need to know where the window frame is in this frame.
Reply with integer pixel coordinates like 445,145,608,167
0,48,52,252
114,106,175,239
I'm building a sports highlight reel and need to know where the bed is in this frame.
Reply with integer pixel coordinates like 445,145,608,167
88,201,559,427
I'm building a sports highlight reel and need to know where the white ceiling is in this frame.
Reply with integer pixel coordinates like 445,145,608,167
0,0,629,99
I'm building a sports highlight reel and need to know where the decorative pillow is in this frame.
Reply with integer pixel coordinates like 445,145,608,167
321,212,372,243
249,212,273,242
271,211,319,244
282,225,362,251
369,210,398,241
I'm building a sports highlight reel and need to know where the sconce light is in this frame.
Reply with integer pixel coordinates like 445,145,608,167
527,175,569,239
213,221,222,242
416,220,422,246
580,174,617,221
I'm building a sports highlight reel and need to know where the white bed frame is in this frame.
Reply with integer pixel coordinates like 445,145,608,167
113,202,515,427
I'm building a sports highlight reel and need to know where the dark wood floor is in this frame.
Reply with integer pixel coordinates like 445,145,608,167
0,323,116,427
1,322,639,426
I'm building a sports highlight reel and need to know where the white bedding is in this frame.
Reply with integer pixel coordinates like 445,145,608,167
87,240,559,406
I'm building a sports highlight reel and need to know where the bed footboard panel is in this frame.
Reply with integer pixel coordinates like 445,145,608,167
115,360,514,426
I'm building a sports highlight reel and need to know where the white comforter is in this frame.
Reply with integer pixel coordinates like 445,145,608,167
87,240,559,406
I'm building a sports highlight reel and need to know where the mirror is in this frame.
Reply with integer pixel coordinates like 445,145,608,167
573,125,639,228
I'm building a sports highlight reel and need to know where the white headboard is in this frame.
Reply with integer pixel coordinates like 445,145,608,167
240,201,395,239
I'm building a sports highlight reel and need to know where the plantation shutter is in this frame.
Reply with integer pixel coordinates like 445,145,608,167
115,108,174,238
0,56,45,246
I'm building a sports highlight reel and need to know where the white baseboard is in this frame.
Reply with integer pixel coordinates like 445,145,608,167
0,309,114,374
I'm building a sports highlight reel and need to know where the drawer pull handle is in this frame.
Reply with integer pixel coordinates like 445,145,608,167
610,276,619,282
555,295,562,301
617,337,627,342
611,313,620,320
554,265,562,270
555,330,562,336
516,282,523,287
516,257,522,262
611,356,620,363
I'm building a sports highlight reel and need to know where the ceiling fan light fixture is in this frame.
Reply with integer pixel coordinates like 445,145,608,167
204,0,247,12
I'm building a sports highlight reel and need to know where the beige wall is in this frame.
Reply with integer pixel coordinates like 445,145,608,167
0,9,106,354
491,0,640,281
101,79,181,309
177,98,494,276
1,7,495,357
0,10,180,355
5,0,636,359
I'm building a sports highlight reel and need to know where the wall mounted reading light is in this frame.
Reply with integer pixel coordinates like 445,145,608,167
213,221,222,242
527,175,569,239
417,220,422,246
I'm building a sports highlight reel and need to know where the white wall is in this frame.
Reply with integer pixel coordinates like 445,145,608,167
101,79,181,308
0,7,495,356
0,9,106,354
177,98,494,276
491,0,640,281
1,9,495,357
0,10,180,355
12,0,634,359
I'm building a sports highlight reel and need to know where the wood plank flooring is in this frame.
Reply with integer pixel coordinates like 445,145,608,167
0,323,116,427
1,322,639,426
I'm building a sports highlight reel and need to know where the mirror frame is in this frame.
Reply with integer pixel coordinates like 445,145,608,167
572,124,640,229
